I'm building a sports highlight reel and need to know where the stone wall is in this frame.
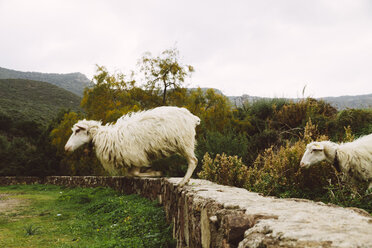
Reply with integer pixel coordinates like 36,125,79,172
1,176,372,248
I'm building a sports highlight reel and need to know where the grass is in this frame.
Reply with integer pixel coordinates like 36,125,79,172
0,184,175,248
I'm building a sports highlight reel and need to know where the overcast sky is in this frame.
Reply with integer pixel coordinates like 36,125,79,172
1,0,372,98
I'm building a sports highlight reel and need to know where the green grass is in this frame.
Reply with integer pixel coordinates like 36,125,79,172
0,184,175,248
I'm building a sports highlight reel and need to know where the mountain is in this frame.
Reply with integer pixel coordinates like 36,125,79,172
228,94,372,110
0,67,91,96
0,79,82,126
321,94,372,110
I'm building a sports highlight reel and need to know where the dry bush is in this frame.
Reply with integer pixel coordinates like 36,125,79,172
244,119,334,198
198,153,248,187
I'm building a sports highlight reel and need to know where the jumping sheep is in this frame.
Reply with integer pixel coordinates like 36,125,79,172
300,134,372,190
64,106,200,186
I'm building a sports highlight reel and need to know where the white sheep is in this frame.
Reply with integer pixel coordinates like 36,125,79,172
64,106,200,186
300,134,372,190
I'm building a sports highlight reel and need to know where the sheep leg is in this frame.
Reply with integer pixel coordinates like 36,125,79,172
178,156,197,186
128,167,162,177
367,182,372,193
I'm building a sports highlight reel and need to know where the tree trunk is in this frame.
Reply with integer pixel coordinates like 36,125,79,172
162,81,167,105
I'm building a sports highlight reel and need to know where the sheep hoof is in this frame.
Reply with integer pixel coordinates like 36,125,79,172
178,179,189,187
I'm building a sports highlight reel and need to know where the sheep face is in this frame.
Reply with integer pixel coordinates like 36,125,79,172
64,123,92,152
300,142,327,168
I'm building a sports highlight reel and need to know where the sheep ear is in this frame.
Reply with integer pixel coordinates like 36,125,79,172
312,144,324,151
75,124,87,131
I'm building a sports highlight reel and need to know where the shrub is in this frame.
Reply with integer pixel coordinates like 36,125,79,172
334,109,372,137
198,153,248,187
243,119,335,198
196,130,250,164
24,224,41,236
245,139,335,198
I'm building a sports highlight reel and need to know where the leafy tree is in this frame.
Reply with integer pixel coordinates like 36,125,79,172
81,66,142,123
186,88,232,133
138,47,194,105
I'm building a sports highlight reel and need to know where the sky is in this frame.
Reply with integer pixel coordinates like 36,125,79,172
1,0,372,98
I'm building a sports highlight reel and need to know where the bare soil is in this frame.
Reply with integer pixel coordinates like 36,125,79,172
0,194,26,214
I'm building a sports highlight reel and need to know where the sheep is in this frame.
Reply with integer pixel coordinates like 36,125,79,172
300,134,372,190
64,106,200,186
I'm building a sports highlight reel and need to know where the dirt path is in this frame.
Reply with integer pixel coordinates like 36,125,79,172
0,194,26,214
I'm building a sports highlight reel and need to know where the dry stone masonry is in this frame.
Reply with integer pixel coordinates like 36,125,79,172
1,176,372,247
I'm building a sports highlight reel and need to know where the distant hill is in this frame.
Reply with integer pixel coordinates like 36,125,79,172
0,67,91,96
0,79,82,126
228,94,372,110
321,94,372,110
1,66,370,110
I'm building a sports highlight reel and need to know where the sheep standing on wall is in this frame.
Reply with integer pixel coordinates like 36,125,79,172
300,134,372,190
64,106,200,186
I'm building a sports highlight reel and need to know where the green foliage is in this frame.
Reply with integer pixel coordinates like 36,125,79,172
186,88,233,133
333,108,372,137
0,110,73,176
0,134,37,176
196,130,250,165
150,154,188,178
81,65,143,123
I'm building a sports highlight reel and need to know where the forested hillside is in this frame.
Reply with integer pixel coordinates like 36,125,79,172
0,67,91,96
0,78,83,176
0,79,81,126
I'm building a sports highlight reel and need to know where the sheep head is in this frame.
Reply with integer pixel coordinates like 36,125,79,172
300,142,328,168
64,120,100,152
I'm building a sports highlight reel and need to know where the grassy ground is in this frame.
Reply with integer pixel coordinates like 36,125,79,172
0,184,175,248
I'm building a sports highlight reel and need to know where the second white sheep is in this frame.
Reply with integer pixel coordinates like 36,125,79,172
300,134,372,190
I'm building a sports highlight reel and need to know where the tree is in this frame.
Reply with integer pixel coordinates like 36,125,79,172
138,47,194,105
186,88,232,133
80,66,142,123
